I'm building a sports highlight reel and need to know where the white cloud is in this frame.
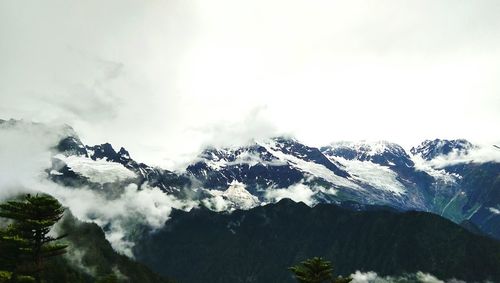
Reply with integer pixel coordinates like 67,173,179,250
1,1,500,169
63,246,97,276
415,145,500,169
350,271,380,283
264,182,337,206
39,182,196,257
349,271,463,283
265,183,316,206
0,121,197,256
0,120,69,200
411,155,461,184
489,207,500,215
202,181,260,212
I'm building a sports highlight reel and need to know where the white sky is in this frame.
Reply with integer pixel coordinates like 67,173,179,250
1,0,499,169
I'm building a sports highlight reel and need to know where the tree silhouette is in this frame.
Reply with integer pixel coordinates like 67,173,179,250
289,257,352,283
0,194,67,283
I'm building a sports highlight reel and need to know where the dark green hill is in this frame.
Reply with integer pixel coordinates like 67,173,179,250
1,212,174,283
134,199,500,283
44,213,174,283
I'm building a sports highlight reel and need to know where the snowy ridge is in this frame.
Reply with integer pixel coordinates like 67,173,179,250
258,139,360,189
42,124,500,241
329,156,406,195
411,154,461,184
323,140,407,158
410,139,474,161
321,140,415,171
199,147,286,171
53,154,137,184
330,140,397,155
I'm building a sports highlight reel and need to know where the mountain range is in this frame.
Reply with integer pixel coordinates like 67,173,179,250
41,119,500,240
1,118,500,282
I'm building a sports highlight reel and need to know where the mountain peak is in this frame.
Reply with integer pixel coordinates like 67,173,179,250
410,139,474,160
323,140,405,155
321,140,413,168
118,147,131,160
57,136,88,156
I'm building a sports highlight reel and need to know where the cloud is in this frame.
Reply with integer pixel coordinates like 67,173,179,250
165,105,282,171
191,105,280,149
1,0,500,168
349,271,465,283
0,120,70,200
265,183,316,206
40,182,196,257
264,182,337,206
411,156,461,184
489,207,500,215
63,246,97,277
417,145,500,169
0,121,197,257
201,181,260,212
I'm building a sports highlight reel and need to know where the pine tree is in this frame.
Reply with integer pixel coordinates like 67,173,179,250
0,194,67,283
0,225,30,279
289,257,352,283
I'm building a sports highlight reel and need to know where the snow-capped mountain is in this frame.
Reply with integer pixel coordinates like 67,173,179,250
321,140,414,168
410,139,475,161
187,138,433,211
185,137,500,239
52,135,189,193
187,137,351,193
4,119,498,240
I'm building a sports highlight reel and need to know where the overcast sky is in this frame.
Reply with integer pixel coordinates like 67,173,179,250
1,0,499,169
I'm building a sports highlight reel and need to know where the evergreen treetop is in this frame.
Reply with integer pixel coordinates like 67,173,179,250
0,194,67,283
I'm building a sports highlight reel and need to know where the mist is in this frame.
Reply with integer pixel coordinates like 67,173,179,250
349,271,466,283
1,0,500,169
0,121,197,256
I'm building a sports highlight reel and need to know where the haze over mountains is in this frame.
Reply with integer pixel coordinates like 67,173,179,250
1,118,500,282
44,119,500,236
2,2,500,282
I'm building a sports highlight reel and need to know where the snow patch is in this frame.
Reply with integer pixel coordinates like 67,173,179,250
411,155,460,184
201,148,285,171
260,140,360,189
203,181,260,212
330,157,406,195
54,154,136,184
326,140,401,156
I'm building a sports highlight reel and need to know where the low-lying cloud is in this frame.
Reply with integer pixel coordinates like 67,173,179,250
0,121,197,256
264,182,337,206
426,145,500,168
41,182,196,256
0,120,69,199
349,271,466,283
